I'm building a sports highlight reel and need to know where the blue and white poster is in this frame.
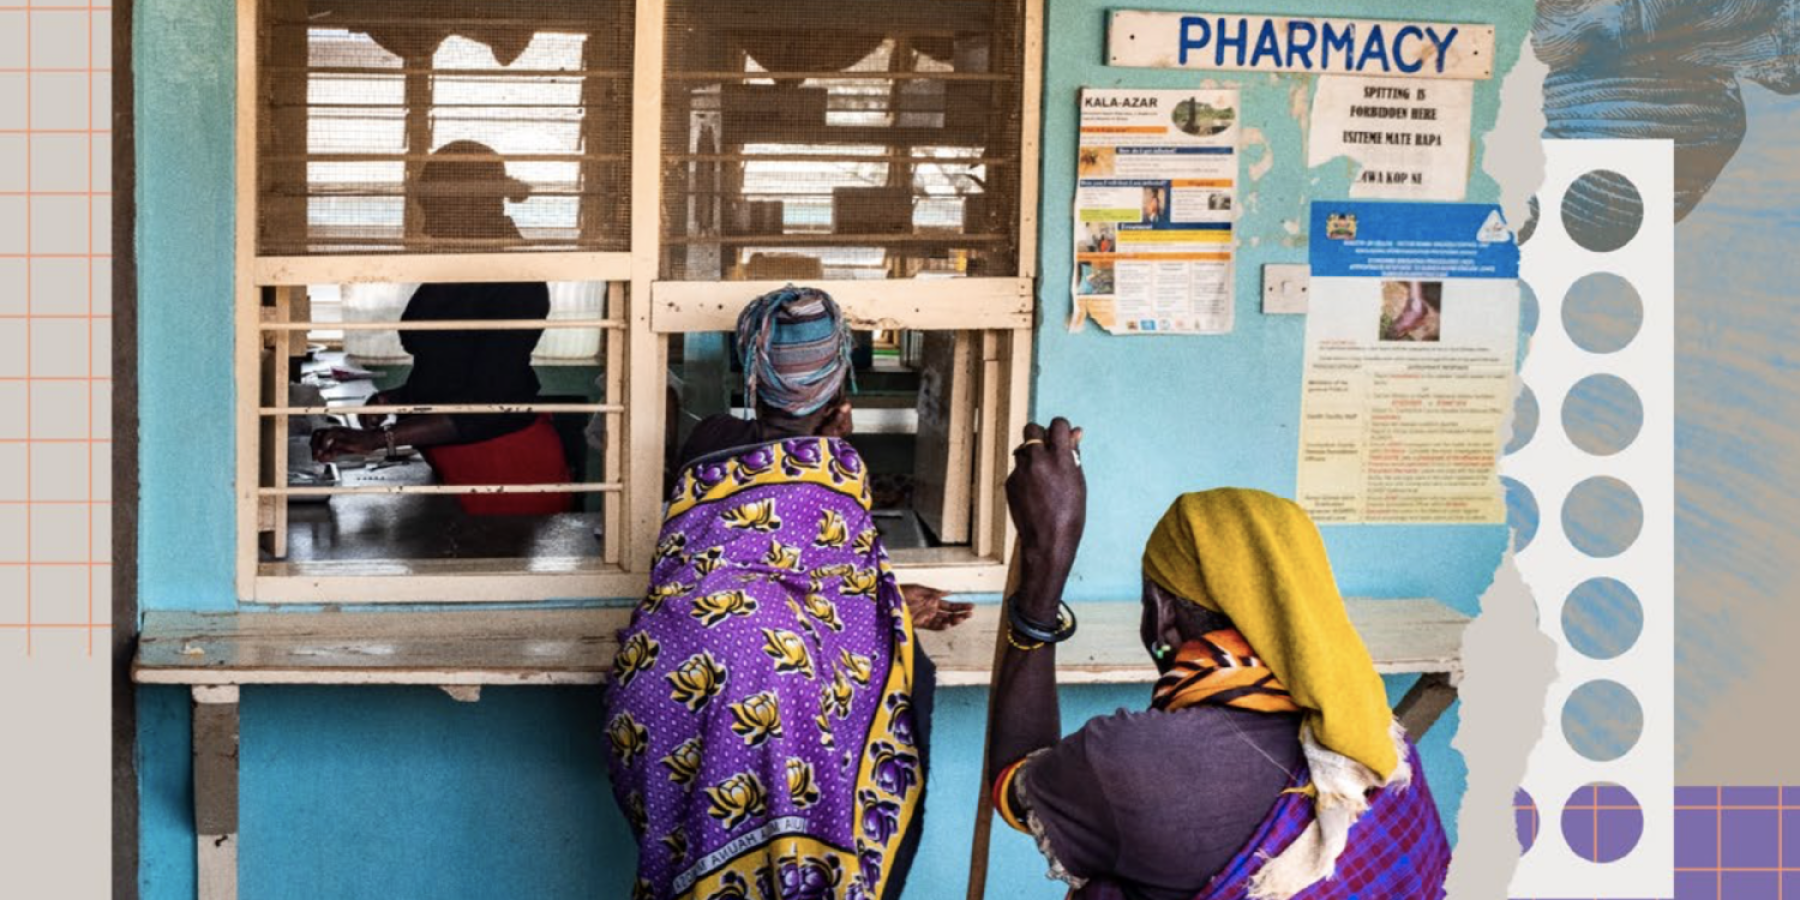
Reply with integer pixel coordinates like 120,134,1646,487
1296,201,1521,523
1070,88,1239,335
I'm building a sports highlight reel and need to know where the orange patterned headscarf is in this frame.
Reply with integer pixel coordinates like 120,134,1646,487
1151,629,1303,716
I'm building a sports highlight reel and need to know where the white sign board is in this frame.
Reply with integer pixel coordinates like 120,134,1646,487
1308,75,1475,200
1108,12,1494,80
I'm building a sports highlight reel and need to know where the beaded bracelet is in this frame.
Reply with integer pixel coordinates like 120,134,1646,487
1006,629,1046,652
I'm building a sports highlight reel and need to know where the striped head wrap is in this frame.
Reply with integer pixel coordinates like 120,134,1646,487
1150,629,1303,715
735,285,856,417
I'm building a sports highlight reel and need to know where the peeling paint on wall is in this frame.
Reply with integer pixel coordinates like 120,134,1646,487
1242,126,1275,182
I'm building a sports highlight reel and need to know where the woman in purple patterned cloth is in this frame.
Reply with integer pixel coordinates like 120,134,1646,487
603,286,969,900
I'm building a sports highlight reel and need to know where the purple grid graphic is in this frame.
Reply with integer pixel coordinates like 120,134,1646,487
1564,784,1646,865
1513,787,1797,900
1520,788,1542,853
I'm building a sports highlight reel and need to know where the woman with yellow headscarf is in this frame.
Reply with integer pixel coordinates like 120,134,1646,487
985,418,1450,900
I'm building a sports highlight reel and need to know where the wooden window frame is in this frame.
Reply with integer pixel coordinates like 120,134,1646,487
232,0,1043,603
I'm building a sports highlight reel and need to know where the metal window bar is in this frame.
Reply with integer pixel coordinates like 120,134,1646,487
663,70,1016,82
261,403,622,415
256,319,625,331
261,483,623,497
262,65,635,78
248,251,634,285
601,281,626,565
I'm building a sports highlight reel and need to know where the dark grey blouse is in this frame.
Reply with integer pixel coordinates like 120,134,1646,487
1013,704,1304,900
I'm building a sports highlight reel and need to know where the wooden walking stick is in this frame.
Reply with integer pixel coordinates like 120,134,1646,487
965,545,1024,900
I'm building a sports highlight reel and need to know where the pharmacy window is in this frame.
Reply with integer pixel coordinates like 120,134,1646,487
237,0,639,603
235,0,1040,602
657,1,1026,281
651,0,1041,590
664,325,1028,582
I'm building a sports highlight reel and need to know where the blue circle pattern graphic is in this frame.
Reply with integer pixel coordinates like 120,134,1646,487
1562,374,1644,457
1512,166,1651,863
1562,679,1645,762
1562,578,1644,660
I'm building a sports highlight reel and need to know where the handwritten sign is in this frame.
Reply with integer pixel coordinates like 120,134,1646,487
1108,12,1494,80
1308,76,1475,200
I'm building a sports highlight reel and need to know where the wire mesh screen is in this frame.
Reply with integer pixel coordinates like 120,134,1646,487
661,0,1027,281
257,0,634,255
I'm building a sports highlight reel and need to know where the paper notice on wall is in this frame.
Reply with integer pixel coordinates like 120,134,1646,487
1296,201,1520,524
1070,88,1237,335
1308,76,1473,200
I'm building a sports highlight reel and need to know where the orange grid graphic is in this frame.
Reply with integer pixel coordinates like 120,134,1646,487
1,0,113,656
1671,787,1796,900
1511,787,1799,900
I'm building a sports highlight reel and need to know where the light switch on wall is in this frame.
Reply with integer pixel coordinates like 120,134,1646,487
1261,264,1310,314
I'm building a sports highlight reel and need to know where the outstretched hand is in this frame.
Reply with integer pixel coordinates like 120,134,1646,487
900,583,974,631
311,426,381,463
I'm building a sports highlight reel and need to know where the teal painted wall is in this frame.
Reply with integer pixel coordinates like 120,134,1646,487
136,0,237,615
135,0,1529,896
